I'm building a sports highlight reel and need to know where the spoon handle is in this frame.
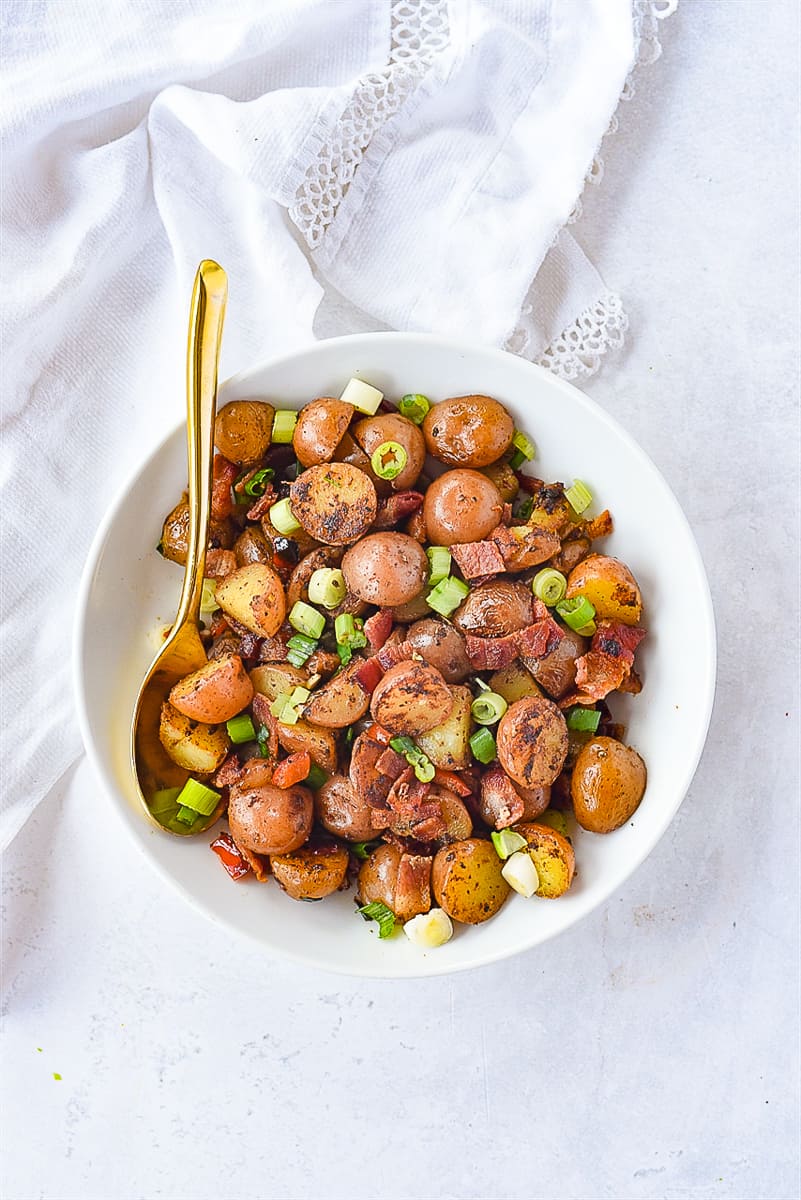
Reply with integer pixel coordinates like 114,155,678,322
174,260,228,627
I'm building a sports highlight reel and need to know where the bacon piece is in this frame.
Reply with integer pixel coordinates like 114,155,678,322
517,611,564,660
592,621,646,666
464,631,520,670
617,668,643,695
372,490,424,529
376,746,409,779
364,608,394,652
350,732,394,809
582,509,613,540
433,769,473,797
384,772,445,841
238,632,263,662
213,753,243,789
204,549,237,579
490,523,561,571
209,612,230,639
450,540,506,581
568,653,630,704
245,486,277,522
210,832,251,881
251,694,279,761
353,657,385,695
211,454,238,520
501,503,513,526
480,764,525,830
395,853,433,918
257,632,290,663
377,640,417,670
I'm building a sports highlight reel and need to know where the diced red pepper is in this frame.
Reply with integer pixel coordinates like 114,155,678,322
433,769,473,797
366,722,393,746
353,657,385,695
363,608,394,652
272,751,312,789
210,832,251,880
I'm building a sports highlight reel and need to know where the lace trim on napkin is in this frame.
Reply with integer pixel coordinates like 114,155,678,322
290,0,449,251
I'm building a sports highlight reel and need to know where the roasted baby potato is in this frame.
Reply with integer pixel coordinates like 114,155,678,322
415,685,473,770
249,662,308,700
302,657,371,728
168,655,253,724
526,481,573,534
404,618,472,683
496,696,569,789
233,526,273,568
358,844,432,921
478,764,549,828
566,554,643,626
432,838,510,924
228,782,313,855
158,702,229,774
276,719,338,774
453,579,533,639
214,400,275,464
570,736,647,832
514,821,576,897
522,626,587,700
431,786,473,843
216,563,286,638
422,396,514,468
423,469,504,546
292,397,354,467
388,592,432,624
370,661,454,737
341,532,428,607
290,463,377,545
353,413,426,491
488,661,544,704
479,460,519,502
161,497,232,565
270,841,349,900
316,774,384,842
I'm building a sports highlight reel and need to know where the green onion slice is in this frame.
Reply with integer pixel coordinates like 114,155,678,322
269,497,301,536
175,778,221,817
289,601,325,640
426,575,469,617
370,441,408,481
469,727,497,764
357,900,397,938
149,787,182,818
390,735,417,756
556,595,596,634
199,578,218,615
334,613,367,648
286,633,318,668
509,450,526,470
350,839,382,861
304,764,329,790
470,691,508,726
491,829,528,859
256,724,271,758
565,706,601,733
308,567,346,609
532,568,567,607
413,758,436,783
243,467,274,497
226,713,256,744
511,430,536,461
564,479,592,514
426,546,452,587
271,410,298,444
398,393,431,424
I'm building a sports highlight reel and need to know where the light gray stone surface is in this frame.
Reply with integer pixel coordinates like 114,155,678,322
3,4,799,1198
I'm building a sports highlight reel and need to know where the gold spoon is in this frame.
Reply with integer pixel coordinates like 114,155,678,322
131,260,228,835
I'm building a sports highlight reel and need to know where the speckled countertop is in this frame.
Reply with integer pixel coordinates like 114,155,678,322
3,5,799,1199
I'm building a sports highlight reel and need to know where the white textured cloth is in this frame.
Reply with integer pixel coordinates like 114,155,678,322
0,0,673,848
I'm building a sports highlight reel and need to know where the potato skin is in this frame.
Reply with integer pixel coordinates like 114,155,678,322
388,592,432,624
453,580,533,639
479,460,519,502
514,822,576,897
570,737,647,833
432,839,510,924
415,685,473,770
290,463,377,545
161,498,232,565
566,554,643,626
249,662,309,700
358,845,432,921
488,661,544,704
302,657,371,728
228,782,313,855
158,702,229,774
431,786,473,843
522,627,587,700
316,774,383,842
496,696,569,789
422,396,514,468
370,661,454,737
214,400,275,464
216,563,286,637
404,618,472,683
169,655,253,724
276,719,338,774
270,842,349,900
353,413,426,491
423,469,504,546
342,533,428,607
292,398,353,468
233,526,272,568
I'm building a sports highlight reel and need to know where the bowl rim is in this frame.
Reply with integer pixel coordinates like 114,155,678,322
73,331,717,977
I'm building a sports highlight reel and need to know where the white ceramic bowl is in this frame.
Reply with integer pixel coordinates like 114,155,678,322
74,333,715,977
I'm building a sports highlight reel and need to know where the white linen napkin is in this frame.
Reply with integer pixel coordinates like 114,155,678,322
0,0,674,848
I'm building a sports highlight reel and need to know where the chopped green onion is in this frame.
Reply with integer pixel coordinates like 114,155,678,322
269,497,301,535
469,727,497,764
564,479,592,515
413,758,436,783
337,642,353,666
473,677,491,693
271,410,298,444
289,601,325,640
226,713,257,744
149,787,182,817
390,735,417,756
304,763,329,790
286,633,318,668
491,828,528,860
532,568,568,607
512,429,536,460
426,575,469,617
556,595,596,635
175,805,200,826
334,612,367,648
243,467,275,497
256,725,271,757
270,692,299,724
199,578,218,615
343,726,356,749
175,778,221,816
537,809,571,838
370,440,408,480
398,393,431,424
565,706,601,733
350,839,382,861
426,546,452,587
290,687,311,706
509,449,527,470
512,494,533,522
340,377,384,415
308,567,346,609
470,691,508,726
357,900,397,938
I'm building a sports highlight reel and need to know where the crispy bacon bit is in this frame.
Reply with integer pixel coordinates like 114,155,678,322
464,631,520,670
384,771,445,841
251,694,279,760
395,852,433,913
238,632,263,662
433,769,473,797
236,840,270,881
366,723,392,746
364,608,394,652
582,509,613,540
480,764,524,830
257,632,290,664
501,503,513,526
490,523,561,571
372,490,424,529
517,610,564,659
565,626,645,705
350,732,394,809
353,657,385,695
245,486,277,522
376,746,409,779
204,549,237,579
213,753,243,789
617,668,643,695
209,612,230,639
450,540,506,580
592,621,646,665
211,454,238,520
210,832,251,880
377,640,417,670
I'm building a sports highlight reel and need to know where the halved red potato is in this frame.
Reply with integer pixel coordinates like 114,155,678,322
169,655,253,724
